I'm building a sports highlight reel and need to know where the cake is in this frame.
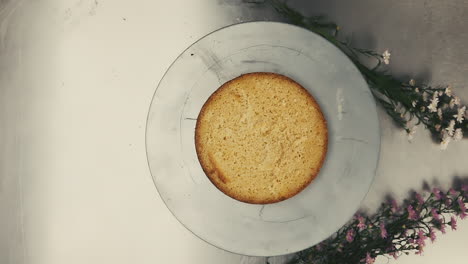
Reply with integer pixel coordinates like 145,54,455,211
195,72,328,204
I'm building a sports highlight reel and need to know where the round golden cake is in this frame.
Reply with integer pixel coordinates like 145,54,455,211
195,72,328,204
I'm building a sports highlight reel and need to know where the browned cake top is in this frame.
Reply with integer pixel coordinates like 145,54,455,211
195,72,328,204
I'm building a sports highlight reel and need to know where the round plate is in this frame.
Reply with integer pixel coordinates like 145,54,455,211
146,22,380,256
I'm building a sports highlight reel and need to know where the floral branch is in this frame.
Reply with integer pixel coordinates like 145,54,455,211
283,185,468,264
263,0,467,149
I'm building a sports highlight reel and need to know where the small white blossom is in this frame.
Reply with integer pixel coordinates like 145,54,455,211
422,92,429,102
453,128,463,141
439,91,444,96
449,98,456,108
453,96,461,106
454,106,466,123
393,102,402,113
407,126,417,141
445,85,452,97
420,106,426,112
446,119,456,136
412,101,417,107
382,50,391,65
427,93,439,113
440,135,451,150
437,108,443,120
435,124,441,131
415,87,420,93
409,79,416,86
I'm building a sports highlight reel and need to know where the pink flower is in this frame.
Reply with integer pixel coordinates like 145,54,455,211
458,197,467,219
440,223,446,234
450,216,457,230
416,248,424,255
365,253,375,264
416,230,427,254
356,215,366,230
429,228,436,242
407,205,418,220
431,208,441,222
380,222,388,238
462,184,468,192
433,188,442,200
415,193,424,206
449,188,457,196
346,229,355,242
390,199,399,213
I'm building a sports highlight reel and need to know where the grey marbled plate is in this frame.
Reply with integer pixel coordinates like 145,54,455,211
145,22,380,256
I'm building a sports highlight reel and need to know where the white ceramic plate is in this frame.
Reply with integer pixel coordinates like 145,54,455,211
145,22,380,256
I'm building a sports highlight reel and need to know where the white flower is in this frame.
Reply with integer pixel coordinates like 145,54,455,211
405,121,412,129
407,126,417,141
446,119,456,136
438,91,444,96
409,79,416,86
393,102,402,113
445,85,452,97
420,106,426,112
427,93,439,113
449,98,456,108
382,50,391,65
435,124,441,131
415,87,420,93
453,96,461,106
437,108,443,120
440,130,452,150
440,135,451,150
422,92,429,102
453,128,463,141
412,101,417,107
454,106,466,123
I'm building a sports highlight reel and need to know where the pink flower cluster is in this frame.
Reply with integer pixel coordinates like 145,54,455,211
415,193,425,206
429,228,436,242
458,197,467,219
330,187,468,263
346,229,355,242
450,216,457,230
407,205,419,220
433,188,443,200
416,230,427,254
380,223,388,238
356,215,366,230
431,208,441,222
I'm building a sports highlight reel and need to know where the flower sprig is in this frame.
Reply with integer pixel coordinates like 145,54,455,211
286,185,468,264
263,0,467,149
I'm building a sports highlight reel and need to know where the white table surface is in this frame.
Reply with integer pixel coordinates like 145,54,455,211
1,0,467,264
